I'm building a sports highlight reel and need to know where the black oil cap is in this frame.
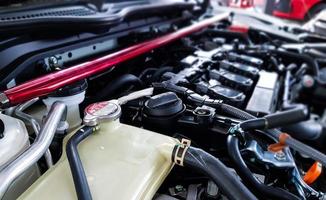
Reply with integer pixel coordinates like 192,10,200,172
50,79,88,97
144,92,183,117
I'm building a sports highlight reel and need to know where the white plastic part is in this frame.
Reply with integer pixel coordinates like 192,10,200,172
0,113,30,169
43,91,85,129
0,113,40,200
118,88,154,105
19,120,178,200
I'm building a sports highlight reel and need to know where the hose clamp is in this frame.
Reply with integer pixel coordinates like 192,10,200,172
173,139,191,167
228,125,245,144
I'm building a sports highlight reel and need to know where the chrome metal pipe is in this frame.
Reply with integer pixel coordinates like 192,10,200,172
15,98,54,168
0,102,66,199
15,98,41,132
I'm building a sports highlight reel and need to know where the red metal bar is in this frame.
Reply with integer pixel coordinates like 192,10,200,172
1,13,229,107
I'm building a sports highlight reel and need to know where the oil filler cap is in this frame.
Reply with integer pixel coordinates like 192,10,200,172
144,92,184,117
83,100,121,126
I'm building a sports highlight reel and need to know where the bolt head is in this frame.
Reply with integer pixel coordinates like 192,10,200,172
274,151,286,161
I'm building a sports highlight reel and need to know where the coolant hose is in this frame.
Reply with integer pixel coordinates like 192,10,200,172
95,74,142,101
177,146,258,200
66,126,95,200
227,135,300,200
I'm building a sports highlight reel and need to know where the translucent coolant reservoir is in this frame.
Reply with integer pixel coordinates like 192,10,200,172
19,120,178,200
0,113,29,169
0,113,40,200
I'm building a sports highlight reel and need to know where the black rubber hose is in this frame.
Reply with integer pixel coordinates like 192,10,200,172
282,121,323,141
270,50,320,78
239,106,309,131
220,103,256,120
270,49,326,85
66,126,94,200
182,146,258,200
285,137,326,166
239,118,266,131
151,66,173,82
95,74,143,100
227,135,300,200
264,107,309,129
138,68,157,80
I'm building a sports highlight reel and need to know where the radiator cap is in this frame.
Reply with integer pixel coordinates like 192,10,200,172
83,100,121,126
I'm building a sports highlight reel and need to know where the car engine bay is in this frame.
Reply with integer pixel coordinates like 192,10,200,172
1,1,326,199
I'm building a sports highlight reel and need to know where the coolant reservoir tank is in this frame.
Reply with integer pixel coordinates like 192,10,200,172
0,113,29,168
0,113,40,200
19,101,178,200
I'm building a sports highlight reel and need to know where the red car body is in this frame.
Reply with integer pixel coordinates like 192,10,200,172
273,0,322,20
228,0,324,21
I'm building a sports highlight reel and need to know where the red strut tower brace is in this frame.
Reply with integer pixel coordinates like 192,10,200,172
0,13,229,108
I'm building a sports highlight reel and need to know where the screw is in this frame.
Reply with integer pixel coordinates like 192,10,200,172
175,185,184,192
48,56,60,70
48,56,58,65
275,151,286,161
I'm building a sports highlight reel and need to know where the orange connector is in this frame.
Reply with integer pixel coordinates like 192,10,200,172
303,162,322,185
268,133,290,152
